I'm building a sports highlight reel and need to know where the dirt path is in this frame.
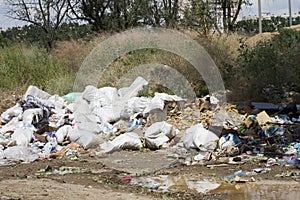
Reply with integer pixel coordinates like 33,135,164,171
0,179,159,200
0,152,299,200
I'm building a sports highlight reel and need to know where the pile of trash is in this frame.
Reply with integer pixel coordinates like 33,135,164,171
0,76,300,167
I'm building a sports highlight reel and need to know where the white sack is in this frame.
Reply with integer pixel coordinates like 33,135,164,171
11,127,33,146
101,132,142,153
144,121,178,149
182,124,219,151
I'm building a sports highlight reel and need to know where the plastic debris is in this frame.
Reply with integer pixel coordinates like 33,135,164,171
0,76,300,171
182,123,219,151
218,133,241,150
144,121,179,149
101,132,142,153
3,146,39,162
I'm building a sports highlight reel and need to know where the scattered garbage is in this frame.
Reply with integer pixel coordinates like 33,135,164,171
0,76,300,175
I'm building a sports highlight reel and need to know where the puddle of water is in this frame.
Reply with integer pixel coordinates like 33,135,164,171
130,175,220,193
210,181,300,200
131,175,300,199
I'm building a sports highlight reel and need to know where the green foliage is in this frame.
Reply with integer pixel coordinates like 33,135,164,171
0,44,73,95
236,16,300,34
0,23,94,48
181,0,215,35
231,29,300,102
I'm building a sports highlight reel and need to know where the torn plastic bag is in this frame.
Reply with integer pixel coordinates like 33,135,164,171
43,141,57,155
82,86,118,106
143,93,184,114
0,104,23,124
20,95,54,118
11,127,33,146
100,132,142,153
120,97,151,119
68,128,104,149
144,121,179,149
209,105,245,135
47,95,65,113
22,108,43,126
99,123,116,135
118,76,148,99
3,146,39,162
0,117,23,135
55,125,72,144
24,85,51,100
182,123,219,151
218,133,241,150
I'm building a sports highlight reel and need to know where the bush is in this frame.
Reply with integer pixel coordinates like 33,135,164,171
230,29,300,102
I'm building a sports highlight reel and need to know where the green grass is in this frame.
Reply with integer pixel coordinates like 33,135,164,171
0,44,74,95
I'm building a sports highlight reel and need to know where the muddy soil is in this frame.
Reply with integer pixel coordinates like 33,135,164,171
1,90,300,200
0,151,299,200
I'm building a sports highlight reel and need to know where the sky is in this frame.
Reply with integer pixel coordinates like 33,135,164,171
1,0,300,29
241,0,300,17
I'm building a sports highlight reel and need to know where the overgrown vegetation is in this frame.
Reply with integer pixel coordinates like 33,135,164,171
0,44,73,95
228,28,300,102
0,0,299,102
1,27,299,102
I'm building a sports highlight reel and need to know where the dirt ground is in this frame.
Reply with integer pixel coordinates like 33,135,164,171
1,90,300,200
0,149,300,200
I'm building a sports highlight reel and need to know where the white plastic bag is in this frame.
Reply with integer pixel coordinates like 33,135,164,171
143,93,184,114
182,124,219,151
22,108,43,126
101,132,142,153
55,125,72,144
3,146,39,162
11,127,33,146
0,104,23,124
68,128,104,149
121,97,151,119
24,85,51,100
144,121,179,149
118,76,148,99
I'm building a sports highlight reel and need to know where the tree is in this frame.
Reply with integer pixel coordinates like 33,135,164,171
6,0,73,49
182,0,217,35
215,0,251,32
67,0,182,31
67,0,112,31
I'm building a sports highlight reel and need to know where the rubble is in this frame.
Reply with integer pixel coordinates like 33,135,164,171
0,76,300,176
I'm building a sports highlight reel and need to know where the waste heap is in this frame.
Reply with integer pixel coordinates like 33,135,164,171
0,77,299,167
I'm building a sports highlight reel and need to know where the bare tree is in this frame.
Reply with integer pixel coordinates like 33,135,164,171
6,0,73,49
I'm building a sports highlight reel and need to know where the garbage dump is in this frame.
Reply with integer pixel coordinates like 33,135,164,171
1,76,300,173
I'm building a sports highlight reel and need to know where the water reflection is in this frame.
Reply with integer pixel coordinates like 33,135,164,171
130,175,220,193
210,181,300,200
131,175,300,199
